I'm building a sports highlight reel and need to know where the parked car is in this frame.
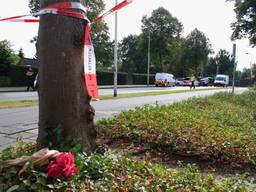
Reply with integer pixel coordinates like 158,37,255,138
155,73,175,87
214,74,229,87
199,77,214,86
183,77,199,86
175,77,184,86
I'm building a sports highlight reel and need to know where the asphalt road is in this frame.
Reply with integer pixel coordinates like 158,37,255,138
0,86,219,101
0,87,247,150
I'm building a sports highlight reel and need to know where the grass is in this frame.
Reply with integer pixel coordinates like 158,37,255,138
0,99,38,109
0,87,222,109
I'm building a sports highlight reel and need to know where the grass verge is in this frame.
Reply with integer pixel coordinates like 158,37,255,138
0,87,223,109
0,100,38,109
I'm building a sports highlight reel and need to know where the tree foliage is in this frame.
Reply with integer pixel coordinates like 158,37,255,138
204,49,234,77
228,0,256,45
28,0,40,13
203,57,217,77
0,40,16,76
181,28,212,76
215,49,234,76
141,7,183,72
119,34,147,73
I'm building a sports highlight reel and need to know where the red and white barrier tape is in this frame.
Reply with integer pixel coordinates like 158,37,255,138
0,0,133,100
96,0,133,22
83,24,99,99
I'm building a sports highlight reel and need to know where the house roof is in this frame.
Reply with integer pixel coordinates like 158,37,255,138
20,58,38,69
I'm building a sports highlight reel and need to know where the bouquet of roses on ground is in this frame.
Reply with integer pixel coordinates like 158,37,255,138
47,152,77,179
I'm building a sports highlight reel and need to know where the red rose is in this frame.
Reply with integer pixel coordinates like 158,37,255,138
47,152,77,179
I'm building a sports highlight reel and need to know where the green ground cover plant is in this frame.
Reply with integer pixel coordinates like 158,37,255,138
1,88,256,191
0,142,255,191
98,88,256,166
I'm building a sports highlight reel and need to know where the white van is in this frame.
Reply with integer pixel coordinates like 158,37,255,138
214,74,229,87
155,73,175,87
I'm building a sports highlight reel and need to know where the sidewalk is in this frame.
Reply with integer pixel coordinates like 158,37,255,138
0,85,154,93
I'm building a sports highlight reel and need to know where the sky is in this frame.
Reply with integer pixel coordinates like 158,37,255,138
0,0,255,71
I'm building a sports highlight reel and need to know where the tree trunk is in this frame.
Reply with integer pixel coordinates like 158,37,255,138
37,0,96,153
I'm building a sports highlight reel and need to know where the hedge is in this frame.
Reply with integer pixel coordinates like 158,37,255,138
0,76,11,87
3,66,156,87
132,73,155,85
96,71,128,85
9,65,38,86
5,65,255,87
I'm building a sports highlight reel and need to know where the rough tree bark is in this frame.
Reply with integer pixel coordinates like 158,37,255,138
37,0,97,152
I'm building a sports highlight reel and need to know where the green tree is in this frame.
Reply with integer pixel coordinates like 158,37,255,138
18,48,24,59
0,40,14,76
204,49,234,77
29,0,40,13
228,0,256,45
17,48,25,64
253,63,256,78
241,67,251,80
119,34,147,73
141,7,183,72
241,64,256,81
181,28,212,76
204,57,217,77
215,49,234,76
92,23,114,70
166,38,185,76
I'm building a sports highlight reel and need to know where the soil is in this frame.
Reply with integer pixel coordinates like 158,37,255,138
96,137,256,176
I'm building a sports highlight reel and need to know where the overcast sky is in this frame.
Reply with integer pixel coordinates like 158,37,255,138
0,0,255,71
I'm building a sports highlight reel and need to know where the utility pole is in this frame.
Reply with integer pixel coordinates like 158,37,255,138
113,0,118,97
147,32,151,86
216,62,219,76
232,43,236,94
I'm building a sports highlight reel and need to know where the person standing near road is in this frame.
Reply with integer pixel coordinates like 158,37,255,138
26,66,35,91
190,74,196,89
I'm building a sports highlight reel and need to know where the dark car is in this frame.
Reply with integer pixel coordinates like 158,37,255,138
199,77,214,86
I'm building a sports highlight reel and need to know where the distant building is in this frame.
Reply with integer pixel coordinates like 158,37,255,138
20,58,38,69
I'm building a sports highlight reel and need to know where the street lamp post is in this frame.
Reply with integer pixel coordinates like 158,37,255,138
216,62,219,76
232,44,236,94
147,32,151,86
113,0,118,97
